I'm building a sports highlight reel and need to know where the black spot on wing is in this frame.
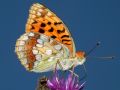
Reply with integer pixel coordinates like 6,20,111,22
57,28,65,34
47,22,51,25
48,27,54,32
51,35,57,39
31,26,35,29
41,23,46,27
54,22,58,25
58,22,62,24
61,35,70,38
64,43,71,45
54,22,62,25
62,39,71,42
39,28,45,33
32,20,37,24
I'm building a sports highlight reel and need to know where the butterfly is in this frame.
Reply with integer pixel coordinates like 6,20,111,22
15,3,86,72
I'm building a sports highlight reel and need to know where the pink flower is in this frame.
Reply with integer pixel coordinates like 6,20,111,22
47,72,85,90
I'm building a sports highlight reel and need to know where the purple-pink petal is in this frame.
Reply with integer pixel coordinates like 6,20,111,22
47,72,85,90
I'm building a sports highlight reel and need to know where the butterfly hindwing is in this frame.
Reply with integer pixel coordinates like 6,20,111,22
15,32,70,71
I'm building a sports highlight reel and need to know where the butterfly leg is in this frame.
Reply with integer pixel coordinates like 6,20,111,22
53,59,64,73
68,65,79,78
79,63,87,81
55,60,68,78
69,64,88,81
56,59,64,70
55,60,77,78
54,60,58,73
56,60,79,77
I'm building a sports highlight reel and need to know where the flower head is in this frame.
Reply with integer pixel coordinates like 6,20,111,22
47,72,85,90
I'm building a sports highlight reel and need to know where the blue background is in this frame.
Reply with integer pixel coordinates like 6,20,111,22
0,0,120,90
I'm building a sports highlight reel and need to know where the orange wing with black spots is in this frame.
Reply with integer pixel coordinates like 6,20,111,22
26,3,76,57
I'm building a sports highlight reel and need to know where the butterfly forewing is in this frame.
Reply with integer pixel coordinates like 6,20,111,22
26,3,76,57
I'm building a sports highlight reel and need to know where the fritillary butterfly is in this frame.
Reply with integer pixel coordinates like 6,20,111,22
15,3,86,72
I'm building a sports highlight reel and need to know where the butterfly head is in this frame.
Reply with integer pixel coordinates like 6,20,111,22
76,51,86,65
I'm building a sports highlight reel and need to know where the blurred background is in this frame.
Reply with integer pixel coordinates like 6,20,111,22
0,0,120,90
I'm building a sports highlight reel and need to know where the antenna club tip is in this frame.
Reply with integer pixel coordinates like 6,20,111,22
96,41,101,46
111,56,115,59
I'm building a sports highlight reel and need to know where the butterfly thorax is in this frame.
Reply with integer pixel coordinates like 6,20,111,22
58,56,86,70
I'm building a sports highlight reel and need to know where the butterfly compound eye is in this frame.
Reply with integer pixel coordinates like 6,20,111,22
76,51,85,59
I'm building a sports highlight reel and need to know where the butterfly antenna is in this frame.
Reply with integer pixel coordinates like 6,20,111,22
85,41,101,57
88,56,115,60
